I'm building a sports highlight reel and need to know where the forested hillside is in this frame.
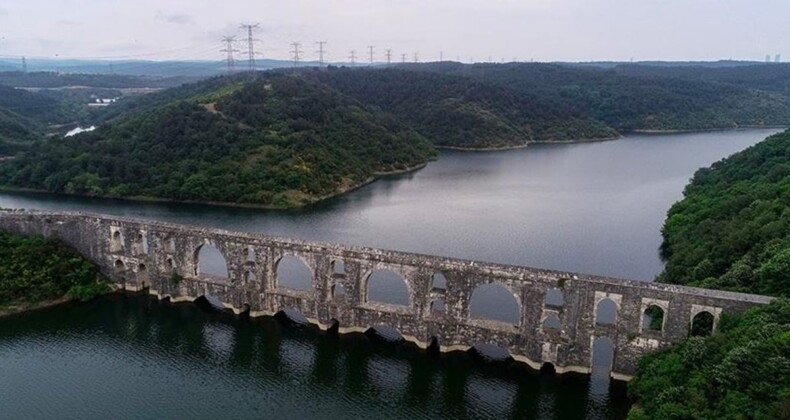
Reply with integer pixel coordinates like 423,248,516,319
0,74,436,208
0,229,110,311
658,129,790,297
628,299,789,419
407,62,790,132
0,71,198,89
613,63,790,95
307,67,617,148
0,85,78,156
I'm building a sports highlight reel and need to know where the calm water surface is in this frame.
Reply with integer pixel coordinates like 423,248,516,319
0,129,781,419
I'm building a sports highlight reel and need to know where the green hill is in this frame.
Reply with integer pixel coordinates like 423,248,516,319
306,67,617,148
406,62,790,132
659,129,790,297
0,73,436,208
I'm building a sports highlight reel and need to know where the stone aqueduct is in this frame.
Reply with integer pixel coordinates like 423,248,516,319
0,211,773,379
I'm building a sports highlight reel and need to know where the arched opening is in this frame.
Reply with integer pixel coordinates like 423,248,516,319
595,298,617,325
244,270,257,284
327,318,340,335
642,305,665,332
110,230,122,252
332,283,346,299
366,324,405,342
137,263,149,286
366,269,410,306
244,246,256,263
470,343,513,362
164,237,176,254
690,311,715,337
133,232,148,255
276,307,309,326
540,362,556,374
432,272,447,291
276,255,313,291
114,259,125,272
196,244,229,278
331,260,345,276
591,336,614,376
545,288,564,307
427,336,440,356
469,282,520,325
198,293,225,311
430,298,446,316
542,313,561,331
166,257,175,270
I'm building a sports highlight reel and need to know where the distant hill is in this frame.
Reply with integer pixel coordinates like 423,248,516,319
0,71,201,89
305,67,617,148
610,63,790,95
0,73,436,208
403,62,790,132
0,85,81,155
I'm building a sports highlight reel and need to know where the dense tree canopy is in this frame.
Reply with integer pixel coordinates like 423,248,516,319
0,229,109,310
659,129,790,297
306,67,617,148
0,74,436,208
628,299,790,419
407,62,790,132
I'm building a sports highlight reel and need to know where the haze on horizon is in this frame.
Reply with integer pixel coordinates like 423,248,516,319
0,0,787,63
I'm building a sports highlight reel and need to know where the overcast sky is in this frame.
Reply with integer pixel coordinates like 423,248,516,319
0,0,786,63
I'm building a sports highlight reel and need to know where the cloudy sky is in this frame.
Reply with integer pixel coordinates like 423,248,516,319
0,0,786,62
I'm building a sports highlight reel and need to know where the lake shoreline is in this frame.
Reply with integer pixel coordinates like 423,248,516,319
0,296,73,320
437,135,622,151
0,162,430,212
630,125,788,135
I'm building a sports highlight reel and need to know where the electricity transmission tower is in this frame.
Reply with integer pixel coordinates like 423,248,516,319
367,45,375,64
439,51,443,62
240,23,260,70
349,50,357,65
290,41,303,66
21,56,27,73
385,49,392,65
413,52,419,63
315,41,327,65
220,36,239,72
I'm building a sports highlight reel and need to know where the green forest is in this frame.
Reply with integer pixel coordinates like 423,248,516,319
0,74,436,208
659,129,790,298
408,62,790,132
0,229,109,312
2,63,790,206
628,299,789,419
306,67,617,148
628,129,790,418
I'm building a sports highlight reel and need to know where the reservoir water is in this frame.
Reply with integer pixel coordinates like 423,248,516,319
0,128,781,418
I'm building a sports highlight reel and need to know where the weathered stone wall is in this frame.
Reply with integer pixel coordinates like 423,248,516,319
0,210,773,379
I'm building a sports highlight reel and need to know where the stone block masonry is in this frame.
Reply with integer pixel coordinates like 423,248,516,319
0,210,773,379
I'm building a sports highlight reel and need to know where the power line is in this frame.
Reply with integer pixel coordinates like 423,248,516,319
240,23,260,70
315,41,327,66
367,45,375,65
290,41,303,66
349,50,357,65
220,36,239,72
